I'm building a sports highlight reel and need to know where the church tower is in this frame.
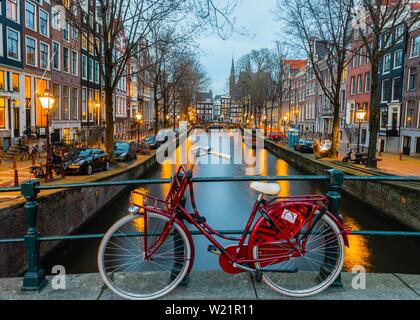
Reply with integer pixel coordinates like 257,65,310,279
229,57,236,98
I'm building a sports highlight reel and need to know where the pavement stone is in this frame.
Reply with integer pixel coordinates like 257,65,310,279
1,271,420,300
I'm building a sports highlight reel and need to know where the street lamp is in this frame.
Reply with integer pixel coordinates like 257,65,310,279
39,90,55,182
355,108,366,164
136,112,142,145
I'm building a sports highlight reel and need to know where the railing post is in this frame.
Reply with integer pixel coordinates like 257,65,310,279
21,180,48,291
326,169,344,288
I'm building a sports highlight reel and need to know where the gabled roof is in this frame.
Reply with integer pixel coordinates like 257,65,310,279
284,60,306,70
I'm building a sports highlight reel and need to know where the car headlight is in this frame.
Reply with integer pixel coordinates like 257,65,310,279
121,153,127,157
77,160,85,165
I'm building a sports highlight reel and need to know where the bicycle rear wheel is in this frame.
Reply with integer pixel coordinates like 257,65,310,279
98,212,192,300
252,212,344,297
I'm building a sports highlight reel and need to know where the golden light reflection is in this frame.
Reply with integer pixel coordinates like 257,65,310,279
343,216,372,272
131,187,147,206
132,217,145,232
275,160,290,196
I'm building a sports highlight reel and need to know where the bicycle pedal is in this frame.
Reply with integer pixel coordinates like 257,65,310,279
207,245,221,255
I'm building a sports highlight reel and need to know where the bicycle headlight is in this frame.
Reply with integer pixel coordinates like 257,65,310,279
128,205,140,214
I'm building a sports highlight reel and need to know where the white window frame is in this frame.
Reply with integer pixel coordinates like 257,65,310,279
25,0,37,32
94,61,100,84
71,50,78,76
391,77,401,102
365,72,370,93
407,67,417,91
62,46,70,73
6,27,20,61
25,36,38,67
381,79,389,103
81,55,87,80
6,0,20,23
410,36,420,58
395,25,404,44
52,41,60,71
39,41,50,70
393,49,403,69
383,54,391,74
0,25,3,57
39,8,49,37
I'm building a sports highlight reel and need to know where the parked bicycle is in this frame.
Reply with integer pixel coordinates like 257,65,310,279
22,145,41,161
29,155,63,178
98,146,350,300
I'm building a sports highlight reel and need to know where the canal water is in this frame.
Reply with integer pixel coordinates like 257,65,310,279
44,131,420,275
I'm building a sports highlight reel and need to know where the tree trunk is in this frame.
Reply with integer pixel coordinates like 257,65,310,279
104,85,114,155
154,87,159,135
367,62,379,168
330,99,340,159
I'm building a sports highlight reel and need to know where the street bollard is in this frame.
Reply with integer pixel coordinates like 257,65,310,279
14,169,19,187
21,180,48,291
32,153,35,166
325,169,344,288
61,163,65,179
400,152,403,161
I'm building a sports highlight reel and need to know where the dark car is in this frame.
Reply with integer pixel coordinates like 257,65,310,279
114,141,137,161
143,135,160,149
64,148,110,175
294,140,314,153
268,132,286,142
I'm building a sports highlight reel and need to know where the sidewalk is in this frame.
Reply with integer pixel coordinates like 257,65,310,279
337,147,420,176
0,157,41,188
0,271,419,300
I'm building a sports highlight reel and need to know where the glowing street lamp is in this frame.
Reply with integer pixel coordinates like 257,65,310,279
39,90,55,182
355,108,367,162
136,112,143,145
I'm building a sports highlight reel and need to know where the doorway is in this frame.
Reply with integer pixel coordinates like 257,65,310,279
416,137,420,154
13,108,20,137
403,136,411,155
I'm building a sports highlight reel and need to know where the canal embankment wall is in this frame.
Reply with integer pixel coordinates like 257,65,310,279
0,153,159,277
265,139,420,231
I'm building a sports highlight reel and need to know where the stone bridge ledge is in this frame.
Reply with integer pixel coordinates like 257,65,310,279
0,271,419,300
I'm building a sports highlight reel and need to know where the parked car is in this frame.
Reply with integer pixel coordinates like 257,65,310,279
268,132,286,142
142,135,160,149
64,148,110,175
113,141,137,162
294,140,314,153
156,128,176,144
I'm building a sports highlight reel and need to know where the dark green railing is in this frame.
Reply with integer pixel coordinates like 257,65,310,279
0,168,420,292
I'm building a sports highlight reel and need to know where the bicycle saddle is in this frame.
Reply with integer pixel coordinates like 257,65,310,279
250,182,280,195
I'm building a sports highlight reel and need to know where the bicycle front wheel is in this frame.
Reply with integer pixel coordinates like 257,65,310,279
98,212,192,300
252,212,344,297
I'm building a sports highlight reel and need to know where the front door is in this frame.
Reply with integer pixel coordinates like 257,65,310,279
416,137,420,154
13,108,20,137
403,136,411,155
26,108,31,128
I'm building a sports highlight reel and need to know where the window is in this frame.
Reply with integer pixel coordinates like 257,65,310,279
380,109,388,128
350,76,355,95
82,33,88,50
384,33,391,48
52,8,60,30
394,50,403,69
71,26,78,40
381,79,390,102
52,42,60,70
39,9,49,36
6,0,18,22
365,72,370,93
63,47,69,73
408,67,417,91
63,21,69,41
396,25,404,43
383,54,391,73
7,28,19,60
82,55,87,79
406,100,416,128
359,47,365,65
26,37,36,66
25,1,36,30
52,83,60,120
0,71,4,90
11,73,19,91
352,53,357,68
411,36,420,58
39,42,49,69
357,74,363,93
71,51,78,76
94,61,99,83
71,87,78,120
88,58,93,81
62,85,70,120
0,27,3,57
82,87,87,121
392,77,401,101
0,98,5,129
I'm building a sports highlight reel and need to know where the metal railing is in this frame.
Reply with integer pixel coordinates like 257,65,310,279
0,169,420,292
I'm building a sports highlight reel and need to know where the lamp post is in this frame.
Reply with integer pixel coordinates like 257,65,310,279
39,90,55,182
136,112,142,145
355,108,366,164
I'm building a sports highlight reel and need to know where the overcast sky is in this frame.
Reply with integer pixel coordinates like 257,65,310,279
198,0,280,95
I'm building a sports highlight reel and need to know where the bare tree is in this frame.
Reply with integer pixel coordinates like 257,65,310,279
57,0,238,154
349,0,420,167
276,0,354,159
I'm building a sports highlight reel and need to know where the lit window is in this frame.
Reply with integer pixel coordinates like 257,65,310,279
11,73,19,92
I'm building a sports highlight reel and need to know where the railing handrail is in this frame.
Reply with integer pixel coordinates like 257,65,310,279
1,174,419,193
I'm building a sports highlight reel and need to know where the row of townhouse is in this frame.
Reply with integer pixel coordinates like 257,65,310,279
275,17,420,156
0,0,152,152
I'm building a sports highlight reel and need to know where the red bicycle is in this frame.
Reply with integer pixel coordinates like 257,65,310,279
98,146,349,300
